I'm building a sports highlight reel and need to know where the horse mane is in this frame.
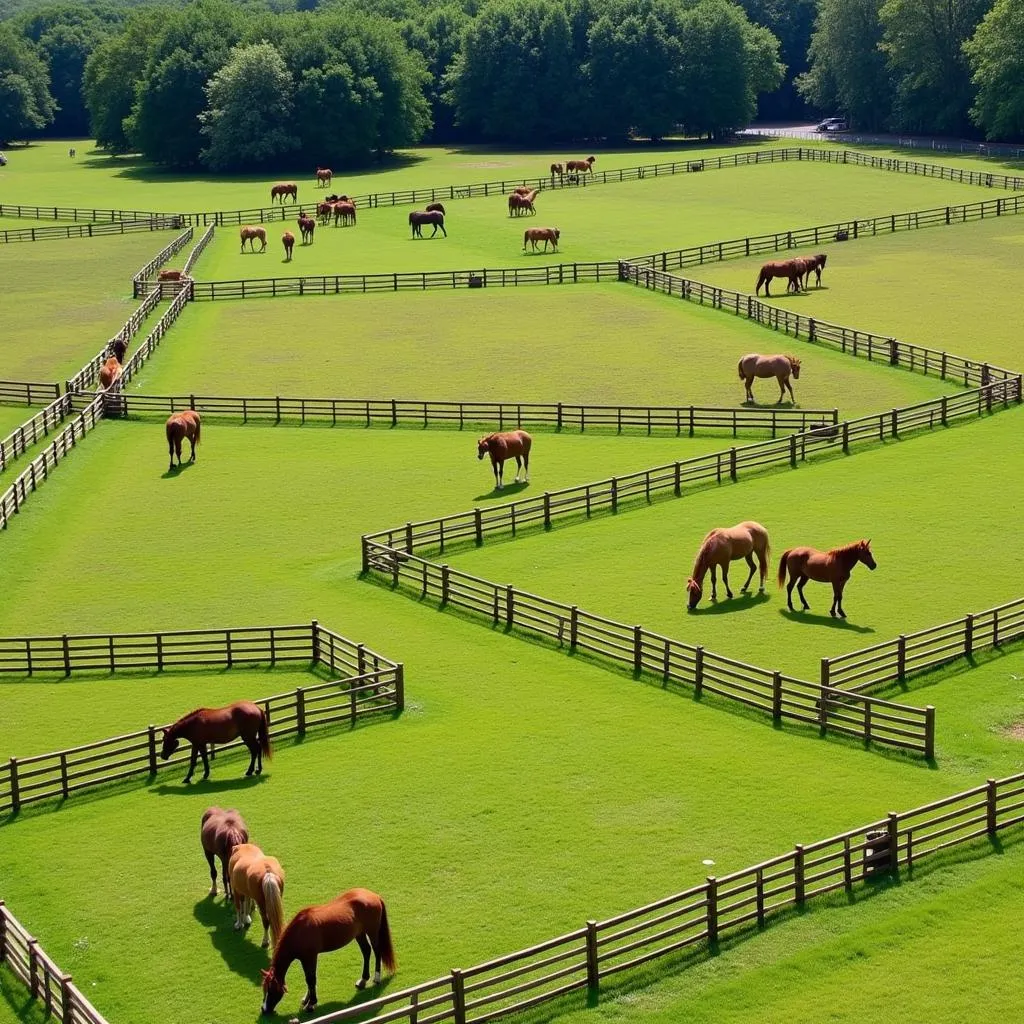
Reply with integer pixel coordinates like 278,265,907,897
690,530,719,580
828,539,866,559
788,355,801,367
171,707,206,731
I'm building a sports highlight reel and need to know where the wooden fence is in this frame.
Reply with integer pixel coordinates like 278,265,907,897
0,381,60,405
131,227,194,297
620,263,1020,391
0,218,183,245
181,224,215,276
0,393,73,474
821,595,1024,693
0,202,169,223
98,392,839,439
295,770,1024,1024
0,621,403,815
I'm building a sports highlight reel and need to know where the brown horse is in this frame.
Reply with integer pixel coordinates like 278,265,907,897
477,430,531,490
566,156,595,173
316,201,333,225
523,226,559,252
240,225,267,253
297,213,315,243
315,168,332,187
550,162,564,179
425,201,446,215
166,409,201,472
410,209,446,238
508,192,534,216
282,230,295,261
260,889,397,1014
201,807,249,899
158,268,185,282
229,844,285,951
333,201,356,227
755,259,803,296
98,356,121,392
686,521,771,610
801,253,828,288
512,185,533,196
738,353,801,404
109,339,128,364
270,183,298,204
778,539,877,618
161,698,270,782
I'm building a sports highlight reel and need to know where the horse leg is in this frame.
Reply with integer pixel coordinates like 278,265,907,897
232,890,246,930
258,899,270,948
493,458,502,490
188,433,196,463
512,456,521,483
740,554,756,593
797,576,811,610
197,743,210,780
832,581,847,618
721,562,733,600
523,450,529,482
205,850,218,896
785,572,797,611
440,222,447,237
777,376,786,404
183,743,199,784
221,855,232,900
245,736,257,776
355,934,372,989
784,377,796,403
757,550,768,593
300,956,319,1010
709,566,718,602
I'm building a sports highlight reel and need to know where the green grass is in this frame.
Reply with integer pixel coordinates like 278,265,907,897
0,406,47,437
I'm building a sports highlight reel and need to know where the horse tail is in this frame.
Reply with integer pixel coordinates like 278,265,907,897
193,415,201,449
166,420,175,458
258,708,272,760
755,268,766,294
262,873,285,948
376,899,398,973
737,358,745,380
777,550,790,588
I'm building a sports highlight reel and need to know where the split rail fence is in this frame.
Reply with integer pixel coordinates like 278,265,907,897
131,226,195,296
0,218,183,245
0,381,61,405
0,622,403,815
0,393,73,473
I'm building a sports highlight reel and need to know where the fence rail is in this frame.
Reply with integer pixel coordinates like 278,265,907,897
0,218,183,245
182,224,215,276
822,596,1024,692
0,203,171,223
0,393,74,474
131,227,194,296
0,381,60,405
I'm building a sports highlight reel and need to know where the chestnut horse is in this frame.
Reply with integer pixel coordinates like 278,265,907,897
270,183,298,203
409,209,446,238
201,807,249,899
333,201,357,227
566,156,595,173
229,843,285,950
508,192,536,216
778,539,877,618
260,889,397,1015
298,213,315,243
315,168,332,187
158,268,185,282
550,162,564,179
98,356,121,392
282,230,295,261
755,259,804,296
523,226,559,252
738,353,801,404
240,225,267,253
686,521,770,610
801,253,828,288
165,409,201,472
477,430,531,490
160,697,269,783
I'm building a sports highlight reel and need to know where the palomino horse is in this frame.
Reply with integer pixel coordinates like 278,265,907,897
477,430,531,490
270,183,298,203
755,259,804,296
738,353,801,404
333,201,357,227
240,225,267,253
297,213,315,243
282,230,295,261
778,539,876,618
228,844,285,951
565,156,595,174
409,210,446,238
686,521,771,610
160,698,270,783
523,226,559,252
166,409,201,472
425,202,446,215
260,888,397,1014
201,807,249,899
315,167,332,187
98,356,121,392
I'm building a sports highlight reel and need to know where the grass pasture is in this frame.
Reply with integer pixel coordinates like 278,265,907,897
2,140,1024,1024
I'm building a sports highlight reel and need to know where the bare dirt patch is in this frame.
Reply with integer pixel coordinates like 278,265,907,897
1002,722,1024,741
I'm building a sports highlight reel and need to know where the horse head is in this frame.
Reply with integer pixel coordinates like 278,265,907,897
859,540,877,571
260,968,287,1015
788,357,801,378
686,578,702,611
586,156,596,165
553,228,560,241
476,436,493,460
160,727,179,760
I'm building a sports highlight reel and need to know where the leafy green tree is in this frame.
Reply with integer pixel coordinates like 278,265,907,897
735,0,815,120
964,0,1024,141
402,4,469,141
294,62,381,164
0,24,56,144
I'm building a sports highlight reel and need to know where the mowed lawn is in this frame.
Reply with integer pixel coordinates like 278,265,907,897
692,213,1024,372
130,285,956,414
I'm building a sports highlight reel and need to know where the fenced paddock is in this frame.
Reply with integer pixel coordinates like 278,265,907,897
130,226,195,296
0,218,183,245
0,393,74,473
0,381,60,406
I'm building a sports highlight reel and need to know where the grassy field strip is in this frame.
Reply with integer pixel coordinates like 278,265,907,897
129,227,196,295
0,395,76,479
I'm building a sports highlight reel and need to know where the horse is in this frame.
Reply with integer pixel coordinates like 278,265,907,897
109,339,128,364
523,226,559,253
240,225,267,253
425,202,446,215
315,167,332,188
686,522,770,610
161,698,270,782
802,253,828,288
477,430,531,490
270,183,298,204
297,214,315,244
550,162,563,180
508,192,533,216
512,185,533,196
410,209,446,238
778,539,876,618
165,409,201,472
333,201,356,227
201,807,249,899
316,201,333,225
565,156,595,173
738,353,801,404
282,231,295,261
98,356,121,392
158,268,185,282
260,889,397,1015
228,844,285,951
755,259,803,296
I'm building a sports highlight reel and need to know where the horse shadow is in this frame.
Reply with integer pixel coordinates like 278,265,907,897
689,592,770,615
779,608,874,633
290,976,398,1020
193,896,271,982
161,461,196,480
474,481,529,502
152,775,269,797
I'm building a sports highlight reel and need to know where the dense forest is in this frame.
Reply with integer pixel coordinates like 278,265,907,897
1,0,1023,167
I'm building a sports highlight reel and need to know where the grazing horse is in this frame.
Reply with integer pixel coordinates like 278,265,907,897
738,353,801,404
550,162,563,180
98,356,122,392
778,539,876,618
201,807,249,899
565,156,596,173
260,889,397,1015
333,201,356,227
228,844,285,951
315,167,332,188
160,698,270,782
425,201,446,215
297,214,315,244
282,230,295,261
755,259,803,296
686,521,771,610
165,409,201,472
240,225,267,253
802,253,828,288
409,210,446,238
270,183,298,204
477,430,531,490
523,226,559,252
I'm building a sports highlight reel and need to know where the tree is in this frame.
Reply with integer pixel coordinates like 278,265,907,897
200,42,297,171
0,24,56,144
879,0,988,135
402,4,470,141
965,0,1024,141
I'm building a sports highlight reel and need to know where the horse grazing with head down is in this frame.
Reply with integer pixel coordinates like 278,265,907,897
261,888,397,1015
229,843,285,951
161,698,270,782
165,409,201,472
686,521,770,610
755,259,803,296
738,353,801,404
240,225,267,253
315,167,332,188
270,183,298,204
778,539,876,618
508,192,533,216
282,230,295,261
523,226,559,252
409,210,446,238
201,807,249,900
477,430,531,490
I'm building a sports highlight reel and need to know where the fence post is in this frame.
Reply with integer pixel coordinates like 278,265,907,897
505,585,514,626
965,613,974,657
789,434,797,468
357,643,367,676
395,663,405,710
890,408,898,438
610,478,618,512
474,508,483,545
772,671,783,722
147,726,158,774
556,402,563,431
8,758,19,814
440,565,450,605
569,606,579,649
897,635,906,681
62,634,70,677
794,845,805,905
585,919,600,989
451,969,466,1024
842,421,849,453
633,626,643,675
543,492,551,528
0,902,6,963
729,447,737,481
295,687,306,736
705,877,718,944
887,812,900,872
986,778,998,836
310,620,320,665
28,938,39,997
925,705,935,760
361,536,370,573
61,973,73,1024
694,646,704,697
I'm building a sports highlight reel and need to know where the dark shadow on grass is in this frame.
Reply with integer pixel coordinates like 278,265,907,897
282,975,398,1021
152,774,271,797
778,608,874,634
193,895,271,983
161,461,196,480
0,962,48,1024
473,481,529,502
688,591,769,615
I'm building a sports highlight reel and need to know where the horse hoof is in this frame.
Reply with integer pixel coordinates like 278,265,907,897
233,922,243,931
209,886,218,897
261,938,270,949
355,979,367,991
373,972,382,985
245,916,252,927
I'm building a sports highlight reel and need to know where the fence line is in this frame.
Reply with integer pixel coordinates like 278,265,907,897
0,381,60,406
131,227,194,296
822,595,1024,693
0,203,170,223
0,393,74,474
742,127,1024,161
0,218,183,245
182,224,216,276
